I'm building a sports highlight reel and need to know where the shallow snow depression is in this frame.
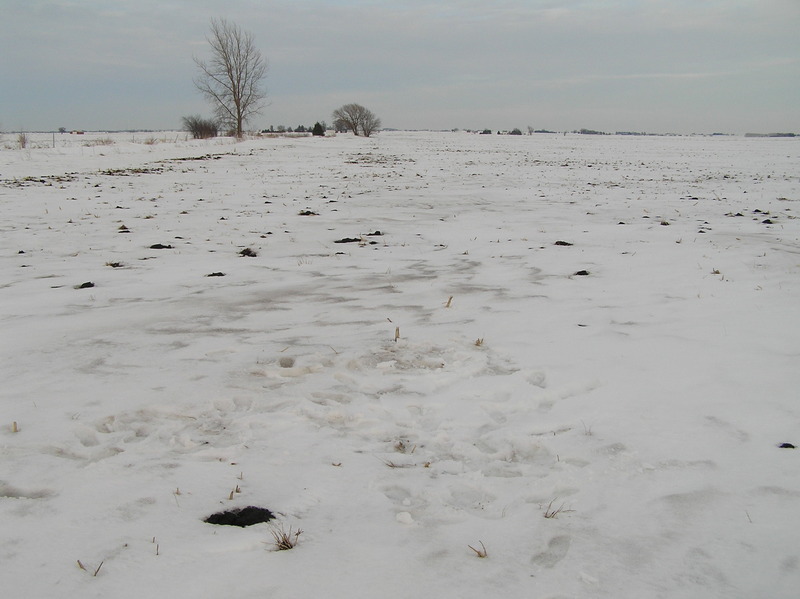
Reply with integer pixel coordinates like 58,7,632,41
1,130,798,598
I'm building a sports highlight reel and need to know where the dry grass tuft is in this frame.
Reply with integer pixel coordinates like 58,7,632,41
84,137,115,147
271,525,303,551
543,499,573,519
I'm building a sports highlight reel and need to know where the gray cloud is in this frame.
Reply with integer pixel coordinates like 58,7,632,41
1,0,797,133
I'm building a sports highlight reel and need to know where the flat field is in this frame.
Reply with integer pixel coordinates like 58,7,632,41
1,130,798,598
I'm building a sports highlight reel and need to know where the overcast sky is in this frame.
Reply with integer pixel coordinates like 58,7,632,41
2,0,798,133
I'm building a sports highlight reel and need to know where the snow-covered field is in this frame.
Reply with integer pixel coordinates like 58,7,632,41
1,130,798,598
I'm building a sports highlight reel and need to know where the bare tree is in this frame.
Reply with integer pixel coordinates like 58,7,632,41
194,18,267,138
332,103,361,135
360,107,381,137
332,103,381,137
182,115,218,139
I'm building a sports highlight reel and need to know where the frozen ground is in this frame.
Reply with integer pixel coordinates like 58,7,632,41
1,130,798,598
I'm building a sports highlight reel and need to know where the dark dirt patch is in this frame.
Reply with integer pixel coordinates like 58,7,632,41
0,173,79,188
165,154,223,162
100,167,165,176
204,506,275,527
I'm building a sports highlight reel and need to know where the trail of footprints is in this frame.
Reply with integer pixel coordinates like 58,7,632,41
36,336,609,570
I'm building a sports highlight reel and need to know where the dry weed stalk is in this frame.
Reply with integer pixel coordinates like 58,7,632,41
77,560,104,576
394,439,416,454
379,457,414,469
468,541,488,558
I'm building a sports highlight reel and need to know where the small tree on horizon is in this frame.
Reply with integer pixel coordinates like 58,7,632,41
182,115,219,139
193,18,267,138
332,104,360,134
332,103,381,137
360,107,381,137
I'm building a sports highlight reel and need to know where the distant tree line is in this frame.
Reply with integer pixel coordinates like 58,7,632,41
186,19,387,140
257,122,328,136
474,128,526,135
744,132,796,138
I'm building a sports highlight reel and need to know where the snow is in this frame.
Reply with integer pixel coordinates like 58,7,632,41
1,130,799,598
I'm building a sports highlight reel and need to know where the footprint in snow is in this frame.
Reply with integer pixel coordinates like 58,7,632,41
532,535,571,568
